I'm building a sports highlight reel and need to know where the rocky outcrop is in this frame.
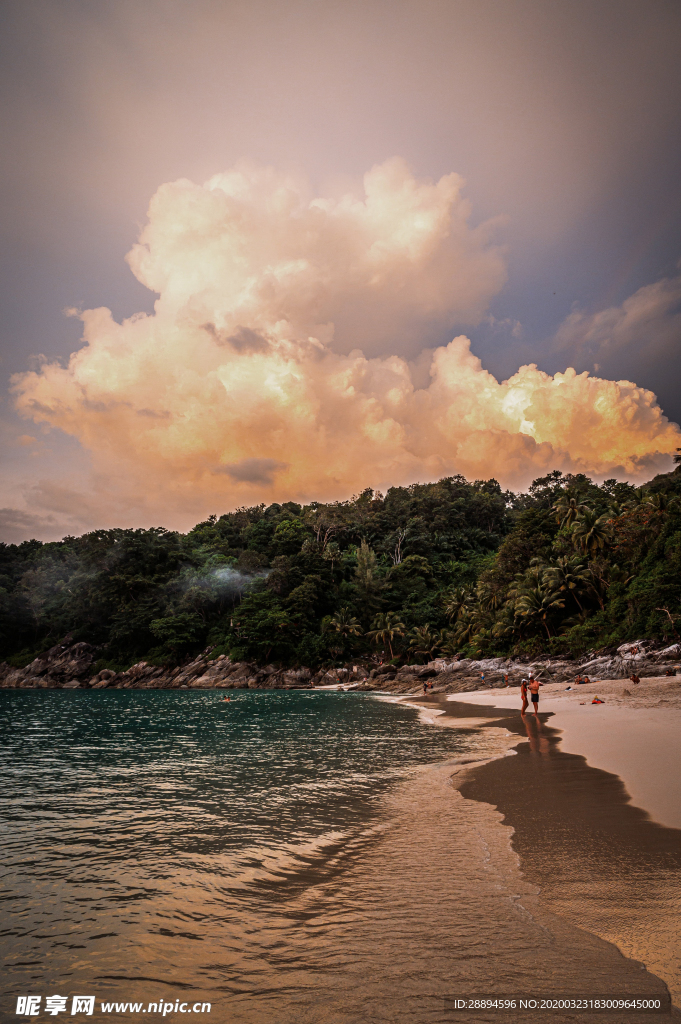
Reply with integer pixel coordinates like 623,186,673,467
0,639,318,692
0,636,678,694
0,637,96,689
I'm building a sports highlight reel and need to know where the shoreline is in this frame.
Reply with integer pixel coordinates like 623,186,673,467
402,690,681,1010
434,678,681,830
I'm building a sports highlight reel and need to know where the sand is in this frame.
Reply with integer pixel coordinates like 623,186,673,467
401,684,681,1010
436,674,681,830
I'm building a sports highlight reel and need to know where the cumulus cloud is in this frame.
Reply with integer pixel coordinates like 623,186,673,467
10,160,680,527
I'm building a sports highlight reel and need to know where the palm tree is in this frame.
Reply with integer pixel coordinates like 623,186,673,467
552,495,590,528
365,611,406,660
438,629,463,658
544,556,590,611
515,585,565,639
329,607,363,638
491,604,516,640
407,624,440,661
645,492,679,513
475,579,504,613
449,609,476,647
443,587,471,622
571,510,612,556
606,500,629,518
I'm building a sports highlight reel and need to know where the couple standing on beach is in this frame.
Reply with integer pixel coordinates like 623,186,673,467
520,674,540,716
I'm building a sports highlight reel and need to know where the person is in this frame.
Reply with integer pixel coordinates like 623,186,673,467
520,677,529,715
528,674,541,716
222,696,231,702
504,673,509,687
423,679,428,695
630,673,640,684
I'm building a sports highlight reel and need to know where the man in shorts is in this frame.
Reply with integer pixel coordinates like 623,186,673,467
528,674,541,716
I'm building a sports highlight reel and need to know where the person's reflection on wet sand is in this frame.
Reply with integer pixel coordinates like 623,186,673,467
522,713,549,755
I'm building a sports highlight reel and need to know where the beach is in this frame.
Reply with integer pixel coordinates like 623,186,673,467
436,674,681,829
1,685,679,1022
406,680,681,1012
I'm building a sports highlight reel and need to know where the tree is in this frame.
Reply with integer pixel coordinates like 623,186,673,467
407,624,440,661
552,495,590,528
544,556,590,611
365,611,406,659
645,492,679,513
328,607,363,638
443,587,471,622
354,540,384,621
438,629,463,657
149,612,204,654
515,585,565,639
571,510,612,556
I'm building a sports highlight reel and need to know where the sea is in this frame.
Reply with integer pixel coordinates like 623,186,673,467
0,689,677,1024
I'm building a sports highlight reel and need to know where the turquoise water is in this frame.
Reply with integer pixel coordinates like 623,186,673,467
1,689,673,1024
0,690,477,1020
0,688,466,865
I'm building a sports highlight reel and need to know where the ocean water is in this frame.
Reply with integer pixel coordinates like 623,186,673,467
0,690,674,1023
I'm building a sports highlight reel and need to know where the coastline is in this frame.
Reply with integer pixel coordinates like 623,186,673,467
402,689,681,1010
437,677,681,830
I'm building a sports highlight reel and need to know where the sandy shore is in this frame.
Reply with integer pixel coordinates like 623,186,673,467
435,674,681,830
403,684,681,1010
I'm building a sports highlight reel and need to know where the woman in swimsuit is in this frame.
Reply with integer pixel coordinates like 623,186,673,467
520,678,529,715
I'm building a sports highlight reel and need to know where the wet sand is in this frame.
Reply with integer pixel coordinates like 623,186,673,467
439,678,681,830
410,692,681,1011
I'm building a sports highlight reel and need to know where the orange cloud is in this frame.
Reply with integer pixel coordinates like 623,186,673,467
11,161,680,525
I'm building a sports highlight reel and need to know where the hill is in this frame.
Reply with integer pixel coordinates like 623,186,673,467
1,467,680,673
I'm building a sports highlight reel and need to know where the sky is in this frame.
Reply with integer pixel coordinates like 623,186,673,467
1,0,681,542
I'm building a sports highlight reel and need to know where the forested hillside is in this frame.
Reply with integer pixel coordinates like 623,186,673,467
1,467,680,673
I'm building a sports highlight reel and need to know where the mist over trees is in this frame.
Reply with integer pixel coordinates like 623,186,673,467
1,468,680,673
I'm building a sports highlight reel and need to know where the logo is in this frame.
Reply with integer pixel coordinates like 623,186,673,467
16,996,95,1016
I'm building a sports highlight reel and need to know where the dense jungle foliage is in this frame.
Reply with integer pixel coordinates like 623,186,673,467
1,467,681,672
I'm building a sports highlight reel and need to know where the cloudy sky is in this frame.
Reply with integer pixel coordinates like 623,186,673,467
1,0,681,542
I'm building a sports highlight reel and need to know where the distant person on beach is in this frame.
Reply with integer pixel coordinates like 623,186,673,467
528,675,541,716
423,680,428,695
520,678,529,715
504,673,509,687
630,673,640,684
